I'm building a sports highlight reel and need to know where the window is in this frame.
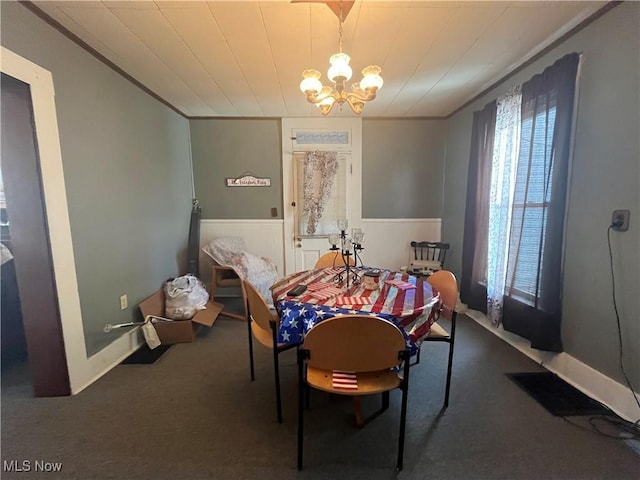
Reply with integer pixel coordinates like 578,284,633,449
462,52,580,351
507,106,556,305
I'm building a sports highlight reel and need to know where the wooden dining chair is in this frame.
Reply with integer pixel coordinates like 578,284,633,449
314,251,356,269
244,280,300,424
210,264,247,321
409,241,450,274
297,315,411,471
422,270,459,408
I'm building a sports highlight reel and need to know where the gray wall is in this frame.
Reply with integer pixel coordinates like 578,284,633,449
7,1,634,391
190,117,447,220
190,118,283,219
362,119,446,218
442,3,640,386
1,2,194,356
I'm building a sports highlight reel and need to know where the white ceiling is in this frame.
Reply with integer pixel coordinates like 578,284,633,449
31,0,607,118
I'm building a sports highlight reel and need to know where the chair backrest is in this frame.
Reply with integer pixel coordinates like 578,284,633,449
244,280,275,331
314,251,356,269
426,270,458,321
303,315,406,372
410,241,450,267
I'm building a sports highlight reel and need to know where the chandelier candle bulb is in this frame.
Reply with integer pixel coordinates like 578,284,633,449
328,53,353,83
300,70,322,95
360,66,384,91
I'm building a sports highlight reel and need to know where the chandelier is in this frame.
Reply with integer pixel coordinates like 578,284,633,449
299,3,383,116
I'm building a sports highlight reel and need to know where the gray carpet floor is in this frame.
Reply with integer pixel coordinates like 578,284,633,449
2,314,639,480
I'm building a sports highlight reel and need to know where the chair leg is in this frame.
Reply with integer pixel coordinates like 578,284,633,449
273,348,283,424
272,325,283,424
382,390,390,411
414,347,421,366
210,272,218,301
444,339,454,408
247,318,255,381
239,281,248,322
396,354,411,471
444,316,457,408
297,349,305,470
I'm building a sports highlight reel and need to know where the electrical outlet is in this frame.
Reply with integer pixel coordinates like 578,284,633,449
611,209,630,232
120,294,128,310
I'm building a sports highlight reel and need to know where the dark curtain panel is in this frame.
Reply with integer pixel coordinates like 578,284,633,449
460,100,497,312
501,53,580,351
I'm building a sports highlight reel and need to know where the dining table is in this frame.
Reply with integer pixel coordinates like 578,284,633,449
270,266,442,427
271,266,442,358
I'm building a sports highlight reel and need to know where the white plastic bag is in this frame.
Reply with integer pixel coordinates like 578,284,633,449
164,274,209,320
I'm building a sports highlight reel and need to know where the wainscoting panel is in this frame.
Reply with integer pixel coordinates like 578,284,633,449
199,219,285,279
360,218,441,271
199,218,441,278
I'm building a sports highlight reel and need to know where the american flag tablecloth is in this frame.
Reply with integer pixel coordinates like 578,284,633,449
270,267,441,356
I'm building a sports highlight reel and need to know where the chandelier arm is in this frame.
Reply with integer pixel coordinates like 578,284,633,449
303,93,378,117
344,97,363,115
345,89,378,103
302,90,338,116
303,91,330,105
304,88,377,106
319,102,336,116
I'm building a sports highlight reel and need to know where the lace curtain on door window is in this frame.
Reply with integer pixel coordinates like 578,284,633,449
302,151,339,235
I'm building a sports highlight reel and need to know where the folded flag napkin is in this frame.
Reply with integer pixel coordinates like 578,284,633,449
332,370,358,390
333,296,372,306
324,268,342,275
309,286,343,300
307,282,335,292
385,279,416,290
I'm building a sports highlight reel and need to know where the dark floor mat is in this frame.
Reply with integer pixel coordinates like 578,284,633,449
121,345,172,365
507,372,611,417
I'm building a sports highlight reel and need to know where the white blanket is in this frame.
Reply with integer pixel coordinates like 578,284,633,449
203,236,279,308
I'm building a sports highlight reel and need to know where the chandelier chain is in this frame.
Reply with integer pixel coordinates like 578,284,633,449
338,3,344,53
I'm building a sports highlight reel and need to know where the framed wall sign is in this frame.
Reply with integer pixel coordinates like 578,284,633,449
226,172,271,187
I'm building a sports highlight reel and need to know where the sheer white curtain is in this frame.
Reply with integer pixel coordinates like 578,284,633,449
486,86,522,326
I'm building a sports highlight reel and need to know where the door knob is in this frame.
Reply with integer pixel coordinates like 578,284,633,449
296,243,302,248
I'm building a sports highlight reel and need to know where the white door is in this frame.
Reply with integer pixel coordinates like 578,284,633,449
282,118,362,274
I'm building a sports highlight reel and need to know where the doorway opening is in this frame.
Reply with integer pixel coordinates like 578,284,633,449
1,70,70,397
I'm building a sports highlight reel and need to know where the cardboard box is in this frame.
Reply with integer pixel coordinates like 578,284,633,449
138,289,223,345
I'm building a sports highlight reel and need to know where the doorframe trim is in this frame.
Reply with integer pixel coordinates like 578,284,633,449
1,47,87,393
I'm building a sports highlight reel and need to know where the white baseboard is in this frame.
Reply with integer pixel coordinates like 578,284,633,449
465,309,640,423
71,328,144,394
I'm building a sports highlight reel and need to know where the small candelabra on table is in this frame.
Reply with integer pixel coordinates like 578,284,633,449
328,218,364,288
